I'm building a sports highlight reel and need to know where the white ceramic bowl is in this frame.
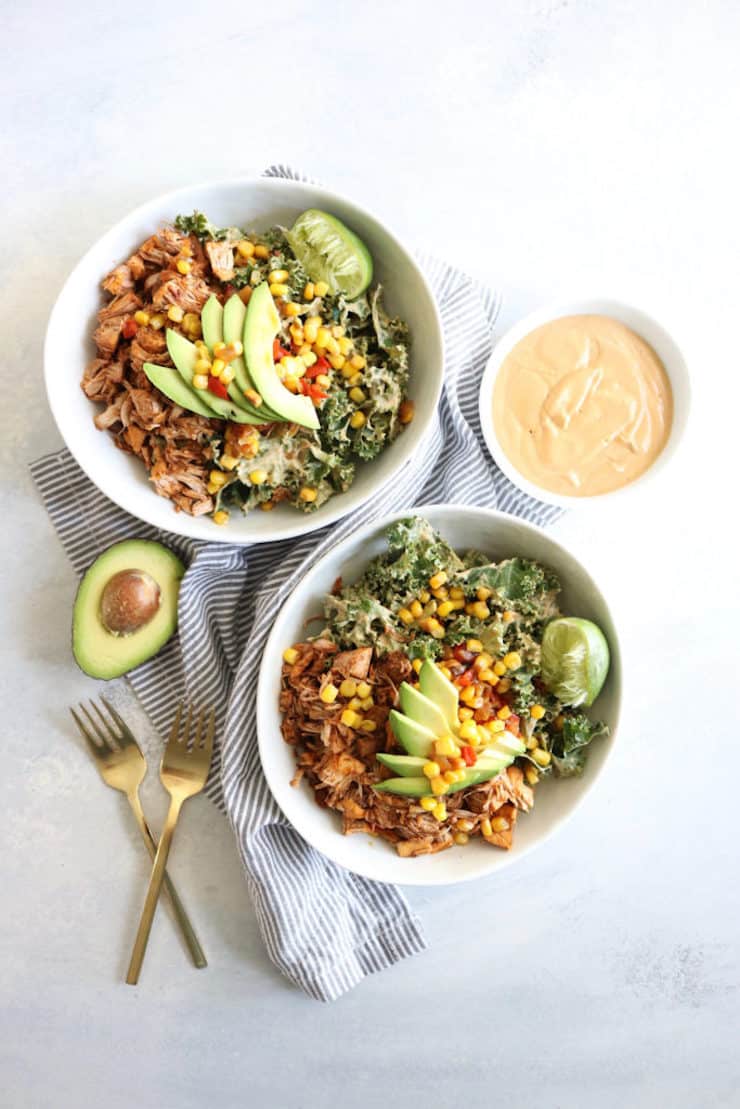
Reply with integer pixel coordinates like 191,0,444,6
45,178,443,544
257,504,622,886
478,298,691,509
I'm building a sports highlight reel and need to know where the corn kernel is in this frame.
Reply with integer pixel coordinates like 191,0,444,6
419,590,431,603
439,666,452,680
434,736,460,758
359,697,374,711
176,259,191,275
526,733,538,750
270,269,290,284
398,608,414,626
340,709,359,728
449,586,465,600
220,454,239,471
399,399,415,424
432,587,449,601
315,327,331,349
283,302,301,317
303,282,315,301
429,571,448,589
254,244,270,259
453,832,469,846
211,358,225,378
443,770,458,784
348,372,363,386
504,651,522,671
479,668,497,684
430,776,449,796
244,388,263,407
314,281,329,297
497,678,512,693
360,719,377,732
328,354,346,371
476,586,492,601
491,719,505,733
412,658,423,674
531,747,552,767
249,469,268,485
338,336,354,355
220,365,235,385
502,610,516,623
149,313,165,330
338,680,356,699
493,661,507,676
481,818,493,837
192,374,208,390
496,706,512,721
167,304,184,323
347,696,363,712
437,600,454,618
283,647,299,664
269,283,288,297
423,761,441,780
350,411,366,429
460,685,478,706
212,510,229,526
464,639,482,653
458,720,479,742
432,802,447,822
409,600,424,618
530,704,545,720
304,316,321,343
320,683,339,704
355,681,371,698
315,374,331,389
299,486,318,503
525,766,539,786
331,325,345,338
236,239,255,259
458,707,474,721
134,310,150,326
470,601,490,620
350,354,366,369
349,387,367,404
324,335,340,355
209,470,227,488
194,358,212,374
426,618,445,639
420,795,437,812
492,816,510,832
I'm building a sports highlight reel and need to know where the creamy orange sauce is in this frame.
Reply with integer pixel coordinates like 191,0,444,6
492,314,673,496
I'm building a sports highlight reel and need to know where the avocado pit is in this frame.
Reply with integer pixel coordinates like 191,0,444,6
100,569,162,636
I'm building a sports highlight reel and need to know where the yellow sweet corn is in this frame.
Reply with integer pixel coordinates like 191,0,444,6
530,704,546,720
282,647,299,665
420,796,437,812
314,281,329,297
320,684,339,704
212,510,229,526
423,761,441,780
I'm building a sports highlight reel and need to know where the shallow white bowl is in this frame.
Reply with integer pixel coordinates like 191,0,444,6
257,504,622,886
45,177,443,544
478,298,691,509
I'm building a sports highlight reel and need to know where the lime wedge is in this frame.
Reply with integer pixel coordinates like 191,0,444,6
541,617,610,707
288,209,373,298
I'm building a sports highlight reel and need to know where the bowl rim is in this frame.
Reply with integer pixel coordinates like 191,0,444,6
477,296,691,509
256,502,623,886
44,175,444,545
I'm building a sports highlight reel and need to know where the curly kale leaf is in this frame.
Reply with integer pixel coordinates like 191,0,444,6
550,712,609,777
363,517,463,599
457,558,560,619
323,588,405,655
175,211,233,241
443,614,506,657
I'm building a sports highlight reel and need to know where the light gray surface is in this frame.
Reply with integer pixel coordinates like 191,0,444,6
2,1,739,1106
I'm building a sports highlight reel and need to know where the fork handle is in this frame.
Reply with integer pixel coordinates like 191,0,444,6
126,792,206,970
126,795,183,985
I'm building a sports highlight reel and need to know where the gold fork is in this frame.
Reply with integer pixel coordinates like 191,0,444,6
126,703,215,985
70,697,206,970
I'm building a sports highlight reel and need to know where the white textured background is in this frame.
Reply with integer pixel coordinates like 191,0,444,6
3,1,739,1106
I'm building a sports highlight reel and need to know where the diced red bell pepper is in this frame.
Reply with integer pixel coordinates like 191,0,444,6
460,745,477,767
273,339,289,361
208,376,229,400
457,668,474,687
121,318,138,339
506,713,520,735
305,356,330,380
305,383,327,402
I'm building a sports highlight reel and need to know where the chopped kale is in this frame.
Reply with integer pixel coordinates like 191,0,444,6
549,713,609,777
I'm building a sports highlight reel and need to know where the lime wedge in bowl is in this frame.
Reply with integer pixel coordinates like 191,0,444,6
288,209,373,298
541,617,610,707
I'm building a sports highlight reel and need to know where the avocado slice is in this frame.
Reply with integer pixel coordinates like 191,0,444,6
165,329,260,424
222,295,283,422
418,660,459,731
398,683,450,738
199,296,275,422
374,758,516,799
388,709,436,757
72,540,184,679
243,283,319,429
143,363,217,418
376,753,429,777
373,776,430,797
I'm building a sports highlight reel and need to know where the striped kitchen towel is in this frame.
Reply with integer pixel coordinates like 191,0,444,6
30,164,559,1002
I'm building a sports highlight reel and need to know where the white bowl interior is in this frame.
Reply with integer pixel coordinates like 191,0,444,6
45,178,442,544
257,504,622,886
478,298,691,509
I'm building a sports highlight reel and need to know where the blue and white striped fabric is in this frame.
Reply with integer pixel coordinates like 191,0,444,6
30,164,560,1001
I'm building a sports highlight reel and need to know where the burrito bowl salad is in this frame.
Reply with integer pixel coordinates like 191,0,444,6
279,517,610,857
82,209,412,525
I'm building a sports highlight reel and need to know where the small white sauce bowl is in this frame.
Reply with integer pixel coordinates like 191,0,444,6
478,298,691,509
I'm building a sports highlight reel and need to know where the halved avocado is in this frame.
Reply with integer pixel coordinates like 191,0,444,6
165,329,260,425
243,283,319,429
143,363,216,418
72,540,184,680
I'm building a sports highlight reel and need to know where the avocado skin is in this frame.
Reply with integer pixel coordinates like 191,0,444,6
72,540,184,680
